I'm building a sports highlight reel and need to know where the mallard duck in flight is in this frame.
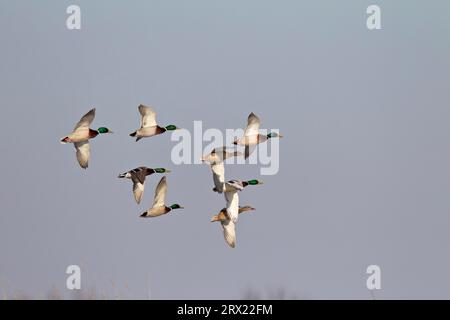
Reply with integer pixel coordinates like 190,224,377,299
201,147,243,194
118,167,171,204
211,206,255,248
140,176,184,218
129,104,180,142
60,108,113,169
211,205,255,222
233,112,283,159
220,179,263,223
212,179,263,193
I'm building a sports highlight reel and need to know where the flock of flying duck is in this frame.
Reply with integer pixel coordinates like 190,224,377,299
60,105,282,248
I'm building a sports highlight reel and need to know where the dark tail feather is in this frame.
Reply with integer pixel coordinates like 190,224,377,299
129,131,142,142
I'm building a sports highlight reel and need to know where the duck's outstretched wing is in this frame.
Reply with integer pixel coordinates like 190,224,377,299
203,147,226,164
74,141,90,169
74,108,96,131
244,145,257,159
239,205,256,213
213,147,243,163
139,104,157,128
131,169,148,204
221,219,236,248
224,189,239,223
211,162,225,193
152,176,167,208
244,112,260,137
132,181,144,204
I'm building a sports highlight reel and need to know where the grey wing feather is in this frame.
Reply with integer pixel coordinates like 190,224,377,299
131,168,148,185
244,112,260,137
221,219,236,248
74,108,96,131
74,141,90,169
224,190,239,223
152,176,167,208
211,163,225,193
244,145,256,159
138,104,157,128
215,147,243,162
130,169,148,204
132,179,145,204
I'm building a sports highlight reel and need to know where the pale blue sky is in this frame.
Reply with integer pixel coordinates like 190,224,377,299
0,0,450,299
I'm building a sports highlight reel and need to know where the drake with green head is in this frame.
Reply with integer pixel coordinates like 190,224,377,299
220,179,263,223
60,108,113,169
96,127,112,134
233,112,283,159
129,104,180,142
118,167,171,204
213,179,264,193
140,176,184,218
201,147,243,194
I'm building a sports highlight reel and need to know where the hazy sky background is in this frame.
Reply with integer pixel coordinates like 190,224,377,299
1,0,450,299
